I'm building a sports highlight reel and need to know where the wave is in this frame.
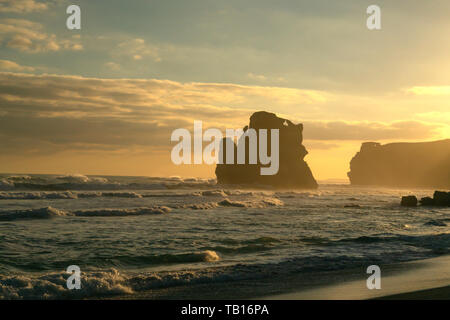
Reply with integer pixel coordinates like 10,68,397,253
274,191,318,198
97,192,142,198
0,207,68,221
73,206,170,217
195,190,228,197
203,244,275,255
181,202,219,210
194,189,271,197
0,206,171,220
424,220,447,227
0,250,221,299
2,244,445,300
0,195,282,220
0,191,78,200
178,197,284,210
304,233,450,255
0,179,14,190
0,174,218,191
55,174,108,184
119,250,220,265
0,191,143,200
0,269,132,299
217,197,283,208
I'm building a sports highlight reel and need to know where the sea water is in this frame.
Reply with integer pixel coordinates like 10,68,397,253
0,174,448,299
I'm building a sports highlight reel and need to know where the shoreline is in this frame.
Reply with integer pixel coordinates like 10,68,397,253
109,255,450,300
375,285,450,300
260,255,450,300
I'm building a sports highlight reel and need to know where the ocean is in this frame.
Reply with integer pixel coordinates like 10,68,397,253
0,174,448,299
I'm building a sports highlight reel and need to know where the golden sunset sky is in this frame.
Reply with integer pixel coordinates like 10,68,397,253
0,0,449,180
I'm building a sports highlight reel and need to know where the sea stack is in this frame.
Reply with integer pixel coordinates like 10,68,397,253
215,111,318,189
348,139,450,188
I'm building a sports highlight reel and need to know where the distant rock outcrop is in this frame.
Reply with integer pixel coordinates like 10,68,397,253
402,191,450,207
421,191,450,206
433,191,450,206
401,195,417,207
215,111,318,189
348,139,450,188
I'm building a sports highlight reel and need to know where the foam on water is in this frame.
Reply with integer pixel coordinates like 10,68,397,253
0,174,448,299
1,236,448,299
0,206,172,220
73,206,171,217
0,207,68,221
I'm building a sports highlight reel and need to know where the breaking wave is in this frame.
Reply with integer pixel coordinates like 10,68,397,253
2,241,446,300
55,174,108,184
73,206,171,217
179,197,284,210
0,195,282,220
217,197,283,208
0,206,171,220
0,174,217,191
0,250,221,299
0,191,143,200
0,207,68,221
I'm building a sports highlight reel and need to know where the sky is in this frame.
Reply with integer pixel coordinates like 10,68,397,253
0,0,449,180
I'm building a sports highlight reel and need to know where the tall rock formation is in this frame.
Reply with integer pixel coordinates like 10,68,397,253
348,139,450,188
215,111,318,189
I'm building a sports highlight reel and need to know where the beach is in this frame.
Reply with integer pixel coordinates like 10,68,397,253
261,255,450,300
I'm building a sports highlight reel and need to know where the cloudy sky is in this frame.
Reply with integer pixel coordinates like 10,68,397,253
0,0,449,179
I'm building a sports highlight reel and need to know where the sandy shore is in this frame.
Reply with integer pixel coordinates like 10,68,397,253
376,285,450,300
261,255,450,300
110,255,449,300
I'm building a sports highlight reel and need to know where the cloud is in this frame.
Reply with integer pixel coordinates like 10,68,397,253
247,73,267,81
406,86,450,96
104,62,121,71
0,72,444,157
0,0,47,13
113,38,160,62
247,73,286,83
416,111,450,123
303,120,441,141
0,19,83,53
0,59,34,71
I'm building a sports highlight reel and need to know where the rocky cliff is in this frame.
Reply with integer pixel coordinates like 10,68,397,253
348,139,450,188
215,111,318,189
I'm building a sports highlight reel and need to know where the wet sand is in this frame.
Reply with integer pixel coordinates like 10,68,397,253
261,255,450,300
377,285,450,300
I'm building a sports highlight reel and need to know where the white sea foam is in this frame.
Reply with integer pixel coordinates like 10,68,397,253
180,196,284,210
0,179,14,190
55,174,108,184
181,202,219,210
0,207,68,221
0,249,223,299
0,191,78,200
73,206,171,217
218,197,283,208
0,269,132,299
0,205,171,220
0,191,144,200
196,190,228,197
